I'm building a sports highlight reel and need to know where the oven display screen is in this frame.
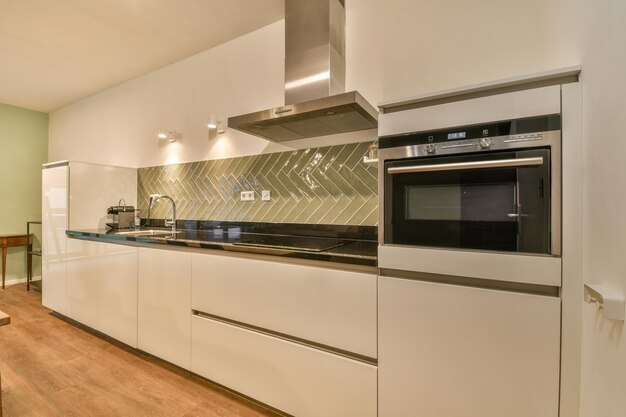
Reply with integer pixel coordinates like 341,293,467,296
447,132,466,140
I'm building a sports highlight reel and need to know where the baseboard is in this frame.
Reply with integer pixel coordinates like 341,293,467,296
4,275,42,287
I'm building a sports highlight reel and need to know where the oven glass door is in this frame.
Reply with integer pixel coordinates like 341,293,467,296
385,148,551,254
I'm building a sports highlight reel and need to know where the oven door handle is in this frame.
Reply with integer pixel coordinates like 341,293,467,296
386,157,544,174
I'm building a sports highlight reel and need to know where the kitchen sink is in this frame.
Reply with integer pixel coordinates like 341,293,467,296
115,229,180,237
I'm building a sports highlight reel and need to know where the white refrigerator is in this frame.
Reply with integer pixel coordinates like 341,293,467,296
41,161,137,315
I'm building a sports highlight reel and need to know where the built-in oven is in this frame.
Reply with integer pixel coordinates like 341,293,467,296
379,114,561,256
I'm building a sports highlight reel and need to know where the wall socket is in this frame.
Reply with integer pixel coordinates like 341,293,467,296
240,191,255,201
261,190,271,201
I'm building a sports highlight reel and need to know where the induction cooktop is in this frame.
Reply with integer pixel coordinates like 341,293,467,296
233,235,346,252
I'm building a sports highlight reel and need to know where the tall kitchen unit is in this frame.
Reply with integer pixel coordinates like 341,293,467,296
42,161,137,318
376,70,583,417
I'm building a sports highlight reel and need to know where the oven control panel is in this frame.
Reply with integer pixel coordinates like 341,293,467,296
420,133,545,156
379,114,561,156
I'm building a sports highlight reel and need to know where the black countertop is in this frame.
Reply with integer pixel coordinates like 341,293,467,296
66,221,378,267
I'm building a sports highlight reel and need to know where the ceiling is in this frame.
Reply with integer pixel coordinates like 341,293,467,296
0,0,284,113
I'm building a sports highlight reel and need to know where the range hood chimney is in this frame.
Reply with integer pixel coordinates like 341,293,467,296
228,0,378,142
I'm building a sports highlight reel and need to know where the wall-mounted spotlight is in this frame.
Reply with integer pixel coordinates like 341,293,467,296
207,115,218,130
207,115,226,136
157,129,181,143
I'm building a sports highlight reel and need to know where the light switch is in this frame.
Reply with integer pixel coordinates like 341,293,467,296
261,190,271,201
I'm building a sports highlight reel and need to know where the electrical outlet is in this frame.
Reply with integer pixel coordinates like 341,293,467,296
261,190,271,201
240,191,255,201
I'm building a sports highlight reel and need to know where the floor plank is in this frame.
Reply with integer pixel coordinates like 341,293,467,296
0,284,280,417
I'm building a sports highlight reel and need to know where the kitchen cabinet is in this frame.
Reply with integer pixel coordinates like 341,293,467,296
191,252,377,358
61,237,379,416
65,238,99,329
378,276,560,417
138,248,191,369
191,314,377,417
97,242,138,346
66,239,138,347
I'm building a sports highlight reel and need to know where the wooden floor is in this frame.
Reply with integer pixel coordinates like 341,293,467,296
0,284,280,417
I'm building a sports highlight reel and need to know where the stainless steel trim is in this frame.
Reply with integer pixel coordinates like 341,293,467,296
387,157,544,174
440,143,476,149
552,131,562,256
503,137,541,143
192,310,378,366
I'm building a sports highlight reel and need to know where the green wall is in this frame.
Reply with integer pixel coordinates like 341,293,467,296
0,103,48,285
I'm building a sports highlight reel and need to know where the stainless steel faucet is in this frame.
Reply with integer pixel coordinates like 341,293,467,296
149,194,177,232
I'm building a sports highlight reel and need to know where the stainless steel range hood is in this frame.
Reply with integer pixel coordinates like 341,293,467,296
228,0,378,142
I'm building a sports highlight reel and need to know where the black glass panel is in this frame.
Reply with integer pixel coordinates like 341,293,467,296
387,149,551,254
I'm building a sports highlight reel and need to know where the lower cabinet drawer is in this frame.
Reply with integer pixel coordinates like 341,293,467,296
191,315,377,417
191,253,377,358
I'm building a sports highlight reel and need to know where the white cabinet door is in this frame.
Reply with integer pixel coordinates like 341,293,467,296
66,239,138,347
138,248,191,369
66,238,100,328
191,315,377,417
191,253,377,358
42,165,68,314
97,242,138,347
379,276,561,417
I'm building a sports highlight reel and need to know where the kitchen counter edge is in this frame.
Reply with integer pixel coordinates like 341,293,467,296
65,229,378,269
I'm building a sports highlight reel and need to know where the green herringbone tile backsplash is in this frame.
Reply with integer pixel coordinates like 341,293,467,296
137,141,378,225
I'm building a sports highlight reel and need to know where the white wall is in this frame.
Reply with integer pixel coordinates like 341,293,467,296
49,21,285,168
578,1,626,416
49,0,578,168
346,0,576,104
